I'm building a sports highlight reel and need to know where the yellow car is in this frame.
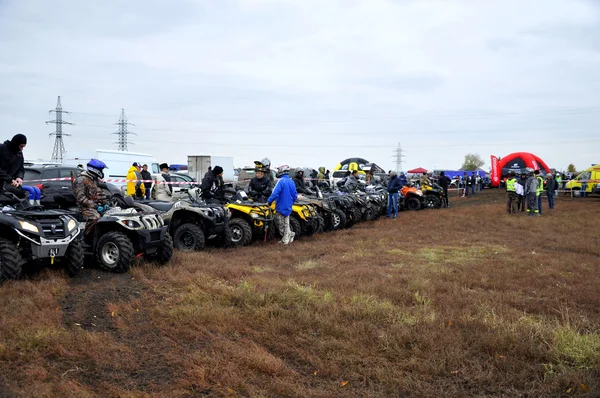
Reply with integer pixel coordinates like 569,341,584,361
565,165,600,195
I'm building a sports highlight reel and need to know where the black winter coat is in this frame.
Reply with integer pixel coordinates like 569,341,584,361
248,176,273,201
200,171,224,201
0,140,25,186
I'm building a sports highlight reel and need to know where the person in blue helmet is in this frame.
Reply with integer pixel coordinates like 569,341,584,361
74,159,109,233
268,165,298,244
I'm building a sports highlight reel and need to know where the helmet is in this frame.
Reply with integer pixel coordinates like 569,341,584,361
295,168,304,177
525,167,534,176
277,164,290,174
260,158,271,169
87,158,107,180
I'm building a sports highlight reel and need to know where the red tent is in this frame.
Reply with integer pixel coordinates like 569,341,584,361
407,167,428,173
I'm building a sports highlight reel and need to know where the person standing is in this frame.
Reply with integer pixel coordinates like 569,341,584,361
126,162,145,200
344,170,359,191
153,163,173,201
203,166,212,179
505,171,517,214
0,134,27,198
141,164,152,200
525,170,540,216
437,171,451,208
471,173,477,195
462,173,469,197
515,172,526,212
545,173,555,210
554,173,561,197
386,171,401,219
268,165,298,245
535,170,544,215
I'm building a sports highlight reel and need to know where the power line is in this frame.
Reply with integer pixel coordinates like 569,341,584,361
71,122,600,137
113,109,135,151
46,96,73,163
66,106,600,124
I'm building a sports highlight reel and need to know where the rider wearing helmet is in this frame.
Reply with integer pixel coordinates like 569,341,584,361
268,165,298,245
293,168,314,195
247,161,273,203
74,159,108,232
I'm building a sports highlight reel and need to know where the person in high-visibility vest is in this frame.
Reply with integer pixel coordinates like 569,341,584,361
554,173,562,197
535,170,544,215
505,171,517,214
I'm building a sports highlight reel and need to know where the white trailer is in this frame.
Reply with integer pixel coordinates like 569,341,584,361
64,149,159,178
187,155,234,183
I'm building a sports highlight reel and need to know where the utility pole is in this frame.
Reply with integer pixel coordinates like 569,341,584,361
392,142,404,172
46,96,73,163
113,108,135,151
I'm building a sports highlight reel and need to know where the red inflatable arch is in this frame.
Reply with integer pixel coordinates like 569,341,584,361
490,152,550,187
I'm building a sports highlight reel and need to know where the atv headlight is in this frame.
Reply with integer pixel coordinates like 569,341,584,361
19,221,39,233
251,213,259,219
67,219,77,232
122,219,143,229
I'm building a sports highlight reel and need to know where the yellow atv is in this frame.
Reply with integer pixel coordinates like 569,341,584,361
224,189,274,246
270,200,321,238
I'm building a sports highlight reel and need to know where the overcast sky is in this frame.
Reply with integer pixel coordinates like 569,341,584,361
1,0,599,172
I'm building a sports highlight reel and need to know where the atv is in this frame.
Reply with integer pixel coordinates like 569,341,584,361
420,183,444,209
78,197,173,273
400,185,424,211
0,192,84,281
223,188,275,246
140,190,231,252
299,187,345,232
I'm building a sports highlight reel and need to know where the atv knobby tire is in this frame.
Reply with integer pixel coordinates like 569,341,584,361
64,239,84,277
289,217,302,237
331,209,347,230
315,215,325,233
95,231,134,273
153,232,174,265
173,223,205,252
228,218,253,246
407,197,422,211
0,238,23,282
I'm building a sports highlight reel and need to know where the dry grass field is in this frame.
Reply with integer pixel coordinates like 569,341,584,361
1,190,599,397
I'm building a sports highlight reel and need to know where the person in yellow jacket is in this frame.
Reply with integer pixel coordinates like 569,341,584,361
534,170,544,215
126,162,146,199
505,171,517,214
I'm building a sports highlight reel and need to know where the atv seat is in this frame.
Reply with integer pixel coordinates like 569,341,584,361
141,201,174,212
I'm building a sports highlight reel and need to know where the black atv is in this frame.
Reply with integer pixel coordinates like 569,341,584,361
80,197,173,273
0,192,84,281
140,192,231,252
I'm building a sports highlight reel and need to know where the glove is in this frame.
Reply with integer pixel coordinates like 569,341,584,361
103,204,110,212
97,205,104,213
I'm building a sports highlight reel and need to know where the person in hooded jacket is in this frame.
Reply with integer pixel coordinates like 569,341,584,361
247,168,273,203
201,165,225,203
126,162,145,199
268,165,298,244
293,169,313,195
0,134,27,198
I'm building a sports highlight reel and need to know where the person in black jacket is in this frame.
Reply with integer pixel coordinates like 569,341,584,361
200,165,225,203
0,134,27,198
438,171,451,208
293,168,313,195
141,164,152,200
247,169,273,203
387,171,402,219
